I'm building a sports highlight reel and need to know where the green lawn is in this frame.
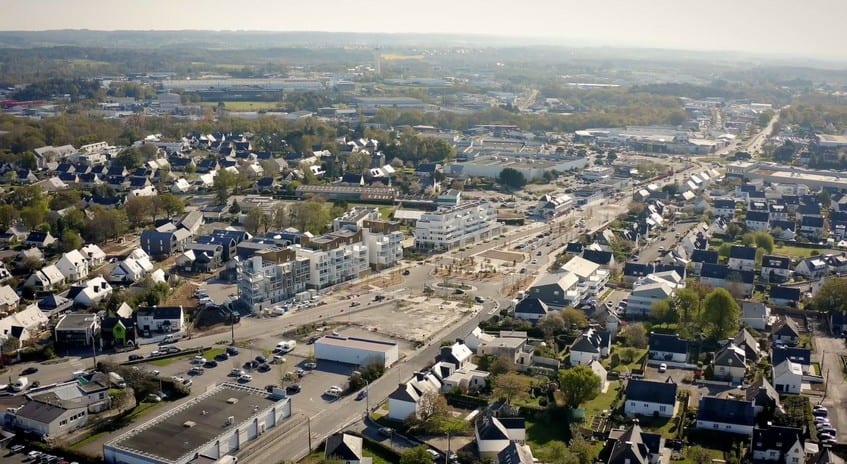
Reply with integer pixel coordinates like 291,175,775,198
638,414,683,438
773,244,818,258
526,415,573,449
582,381,620,420
149,348,225,367
603,347,647,373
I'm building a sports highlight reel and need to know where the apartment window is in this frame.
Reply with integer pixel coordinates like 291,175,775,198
60,419,68,426
713,423,719,429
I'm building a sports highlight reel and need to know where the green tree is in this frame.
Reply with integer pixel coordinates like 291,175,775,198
155,193,185,218
346,151,372,175
399,446,434,464
540,312,565,338
58,230,82,253
498,167,527,189
494,372,530,404
561,307,589,329
718,242,733,258
558,365,601,408
124,196,153,228
674,287,702,326
213,168,237,204
243,207,268,235
292,201,331,234
537,441,579,464
229,200,242,215
619,322,648,348
810,277,847,314
0,204,20,231
115,148,144,169
651,299,678,325
570,432,599,464
701,288,740,338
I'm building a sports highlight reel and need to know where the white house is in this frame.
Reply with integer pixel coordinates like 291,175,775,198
569,328,611,366
0,284,20,312
648,333,689,363
80,244,106,267
110,248,155,283
11,398,88,439
728,246,757,272
741,301,771,331
0,304,47,350
475,416,526,461
772,359,802,394
69,277,112,307
464,326,494,353
794,258,827,279
24,264,65,292
136,306,184,334
55,249,91,283
713,342,747,383
760,255,791,283
696,397,756,436
624,379,678,418
387,371,442,422
435,342,473,371
751,426,805,464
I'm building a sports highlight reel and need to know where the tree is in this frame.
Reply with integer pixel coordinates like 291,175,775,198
115,148,144,169
416,390,447,423
701,288,740,338
124,196,153,228
811,277,847,314
628,201,646,216
560,308,588,329
718,242,733,258
213,168,237,204
292,201,331,234
0,204,20,231
495,372,530,404
399,446,434,464
569,431,599,464
58,230,82,253
488,355,514,377
674,287,701,326
537,441,579,464
155,193,185,218
687,447,713,464
540,312,565,338
346,151,372,175
558,365,601,408
243,207,268,235
619,323,648,348
228,200,242,215
651,299,678,325
498,168,527,189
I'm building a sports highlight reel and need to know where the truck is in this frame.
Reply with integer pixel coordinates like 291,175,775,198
12,377,28,392
275,340,296,353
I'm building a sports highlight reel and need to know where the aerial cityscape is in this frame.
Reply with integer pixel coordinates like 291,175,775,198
1,2,847,464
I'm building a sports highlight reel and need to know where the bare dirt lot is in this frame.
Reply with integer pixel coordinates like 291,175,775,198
332,296,474,344
479,249,526,263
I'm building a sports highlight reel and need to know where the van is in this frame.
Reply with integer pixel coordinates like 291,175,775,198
161,334,180,344
275,340,296,353
12,377,28,392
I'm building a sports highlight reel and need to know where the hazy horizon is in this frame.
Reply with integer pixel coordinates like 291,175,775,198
1,0,846,61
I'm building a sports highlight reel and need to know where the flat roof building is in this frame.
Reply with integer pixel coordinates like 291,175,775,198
314,335,400,368
103,383,292,464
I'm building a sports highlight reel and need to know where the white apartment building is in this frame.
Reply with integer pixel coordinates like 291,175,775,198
237,248,310,311
296,229,370,289
363,228,404,270
414,200,503,251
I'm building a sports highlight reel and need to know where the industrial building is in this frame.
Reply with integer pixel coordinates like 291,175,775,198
446,153,587,181
314,335,399,368
103,383,292,464
727,161,847,191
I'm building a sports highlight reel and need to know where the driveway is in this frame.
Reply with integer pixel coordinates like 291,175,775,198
816,334,847,443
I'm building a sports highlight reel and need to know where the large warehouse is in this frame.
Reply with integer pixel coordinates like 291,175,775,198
314,335,399,368
103,383,292,464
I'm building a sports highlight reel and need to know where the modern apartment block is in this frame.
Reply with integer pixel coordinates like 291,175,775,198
414,200,503,251
237,248,309,311
296,229,369,289
333,207,404,270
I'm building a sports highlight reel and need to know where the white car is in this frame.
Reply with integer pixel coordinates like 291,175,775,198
658,363,668,373
193,356,207,364
238,374,253,383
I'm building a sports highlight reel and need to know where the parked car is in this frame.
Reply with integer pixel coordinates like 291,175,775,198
226,345,240,356
243,360,259,369
145,394,162,403
286,384,302,394
203,360,218,368
128,354,143,361
356,390,368,401
182,379,192,387
658,363,668,373
303,362,317,369
238,374,253,383
255,355,268,364
350,301,360,307
402,269,410,276
257,364,271,373
192,356,206,364
215,352,229,361
188,367,205,375
378,427,394,437
21,367,38,375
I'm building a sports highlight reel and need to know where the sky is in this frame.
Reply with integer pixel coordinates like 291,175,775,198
1,0,845,60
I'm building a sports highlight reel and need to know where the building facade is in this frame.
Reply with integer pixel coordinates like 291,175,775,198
237,248,310,311
414,201,503,251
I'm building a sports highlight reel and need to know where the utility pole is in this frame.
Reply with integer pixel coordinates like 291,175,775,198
230,313,236,346
91,334,97,369
306,415,312,452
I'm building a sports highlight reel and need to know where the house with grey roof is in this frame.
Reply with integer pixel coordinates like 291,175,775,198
624,379,678,418
475,416,526,460
10,396,88,439
513,297,549,322
648,333,689,363
696,396,755,435
741,301,771,331
569,328,611,366
603,420,664,464
325,433,372,464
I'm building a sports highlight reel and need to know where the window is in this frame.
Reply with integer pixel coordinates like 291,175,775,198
659,405,667,412
60,420,67,426
713,423,720,429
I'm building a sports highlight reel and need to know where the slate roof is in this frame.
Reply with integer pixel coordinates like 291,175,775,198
697,397,755,426
690,249,719,264
713,199,736,210
752,426,803,454
761,255,790,269
700,263,755,283
325,433,364,461
730,245,757,261
773,317,801,338
770,219,796,231
771,346,811,366
648,333,689,355
770,285,801,302
797,203,821,216
745,377,781,408
565,242,584,254
745,211,770,222
14,399,77,423
136,306,182,320
514,297,549,316
582,249,614,266
801,216,825,228
625,379,677,405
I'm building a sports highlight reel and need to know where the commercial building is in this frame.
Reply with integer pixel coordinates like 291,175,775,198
414,200,503,251
446,153,587,181
313,335,399,368
54,313,100,347
237,248,310,311
103,383,292,464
